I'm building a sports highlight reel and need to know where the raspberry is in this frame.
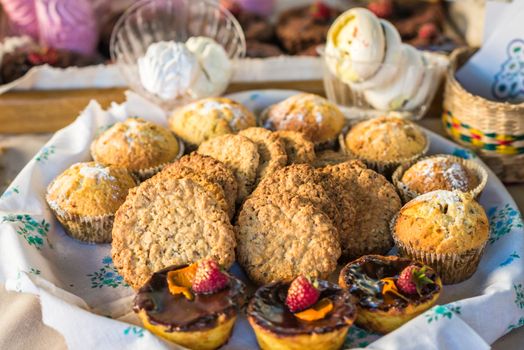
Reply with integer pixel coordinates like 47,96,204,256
396,265,434,296
191,259,229,294
367,0,393,18
310,1,331,21
285,276,320,313
27,48,58,66
418,23,439,40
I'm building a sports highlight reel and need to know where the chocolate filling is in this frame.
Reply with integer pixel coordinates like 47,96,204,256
248,280,356,336
340,255,440,311
133,265,245,332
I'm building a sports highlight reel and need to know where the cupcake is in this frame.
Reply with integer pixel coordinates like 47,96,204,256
341,116,428,176
392,190,489,284
91,118,183,180
45,162,137,243
339,255,441,334
392,154,488,203
134,259,245,350
248,276,356,350
263,93,346,148
168,97,257,147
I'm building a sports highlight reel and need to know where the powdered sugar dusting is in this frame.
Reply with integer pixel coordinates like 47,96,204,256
443,162,469,191
414,190,462,206
79,164,115,182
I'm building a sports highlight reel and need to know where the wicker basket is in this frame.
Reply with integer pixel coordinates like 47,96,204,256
443,47,524,183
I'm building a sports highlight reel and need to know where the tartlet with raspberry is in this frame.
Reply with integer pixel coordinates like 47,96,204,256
133,259,245,350
247,276,356,350
339,255,442,334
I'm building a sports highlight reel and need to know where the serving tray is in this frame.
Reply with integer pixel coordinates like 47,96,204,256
0,90,522,350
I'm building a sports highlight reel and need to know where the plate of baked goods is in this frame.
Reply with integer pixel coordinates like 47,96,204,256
0,89,522,350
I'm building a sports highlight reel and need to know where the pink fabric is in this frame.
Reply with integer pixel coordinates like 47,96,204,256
0,0,39,39
236,0,275,17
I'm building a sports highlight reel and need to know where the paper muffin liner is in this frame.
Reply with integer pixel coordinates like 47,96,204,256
338,131,430,178
390,214,487,284
392,154,489,203
46,198,114,244
133,137,185,181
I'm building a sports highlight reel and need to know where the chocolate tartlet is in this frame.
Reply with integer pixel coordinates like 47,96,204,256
134,265,245,350
339,255,441,334
248,280,356,350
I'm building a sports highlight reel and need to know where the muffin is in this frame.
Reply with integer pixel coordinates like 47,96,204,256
91,118,182,180
274,130,316,165
168,97,257,147
342,116,429,176
134,260,245,350
45,162,137,243
263,93,346,147
248,276,356,350
392,154,488,203
339,255,441,334
392,190,489,284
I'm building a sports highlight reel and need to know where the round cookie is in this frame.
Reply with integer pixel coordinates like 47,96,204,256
251,164,342,241
197,134,260,204
321,161,401,259
238,127,287,183
311,150,353,168
236,193,340,285
274,130,315,165
157,165,232,219
112,177,236,289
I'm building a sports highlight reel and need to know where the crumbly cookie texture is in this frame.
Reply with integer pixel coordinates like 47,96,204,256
166,153,238,214
264,93,346,145
345,116,427,162
198,134,260,204
238,127,287,183
236,193,340,285
321,161,401,258
401,156,477,193
311,150,353,168
111,176,236,289
46,162,137,216
394,190,489,254
168,97,256,145
251,164,342,241
156,165,232,219
274,130,316,165
91,118,179,171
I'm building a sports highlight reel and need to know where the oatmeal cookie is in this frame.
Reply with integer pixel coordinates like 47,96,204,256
321,161,401,259
236,193,340,285
197,134,260,204
111,177,236,289
274,130,315,165
238,127,287,183
311,150,353,168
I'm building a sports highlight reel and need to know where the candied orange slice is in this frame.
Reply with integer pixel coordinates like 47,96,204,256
381,277,409,304
167,263,198,300
295,298,333,321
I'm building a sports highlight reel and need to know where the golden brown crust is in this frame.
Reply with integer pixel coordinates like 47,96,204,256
264,93,346,145
168,97,256,145
111,176,236,289
311,150,353,168
274,130,316,165
91,118,180,171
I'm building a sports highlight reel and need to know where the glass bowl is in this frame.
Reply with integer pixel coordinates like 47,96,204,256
110,0,246,110
318,45,448,120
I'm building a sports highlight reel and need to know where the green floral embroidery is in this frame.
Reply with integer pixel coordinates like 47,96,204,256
29,268,41,275
123,326,145,338
35,145,56,162
500,252,520,267
96,123,115,136
508,317,524,332
488,204,523,244
1,214,50,249
343,326,376,348
425,304,461,323
514,284,524,309
1,186,20,199
452,148,477,159
87,256,128,288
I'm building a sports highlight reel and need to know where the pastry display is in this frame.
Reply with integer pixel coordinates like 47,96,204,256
339,255,441,333
392,154,488,203
263,93,346,147
248,276,356,350
392,190,489,284
168,97,257,147
45,162,137,243
342,116,429,176
90,117,182,180
134,259,245,350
